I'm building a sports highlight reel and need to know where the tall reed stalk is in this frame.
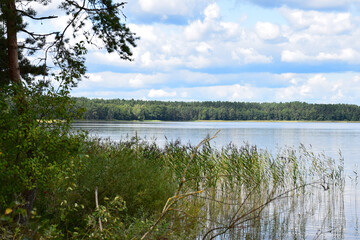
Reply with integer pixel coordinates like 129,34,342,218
146,137,346,240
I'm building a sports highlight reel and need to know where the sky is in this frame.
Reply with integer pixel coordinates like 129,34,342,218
30,0,360,103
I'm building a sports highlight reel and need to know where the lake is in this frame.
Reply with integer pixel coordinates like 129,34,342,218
72,121,360,172
72,121,360,239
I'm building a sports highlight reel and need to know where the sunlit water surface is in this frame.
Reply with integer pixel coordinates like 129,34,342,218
72,121,360,239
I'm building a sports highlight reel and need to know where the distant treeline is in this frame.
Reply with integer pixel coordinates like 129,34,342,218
74,97,360,121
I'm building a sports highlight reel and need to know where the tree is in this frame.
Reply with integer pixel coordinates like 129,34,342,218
1,0,137,88
0,27,47,87
0,0,137,223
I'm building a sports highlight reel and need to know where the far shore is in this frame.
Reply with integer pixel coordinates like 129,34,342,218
73,119,360,123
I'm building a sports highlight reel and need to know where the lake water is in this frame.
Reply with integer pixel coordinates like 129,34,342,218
72,121,360,239
72,121,360,172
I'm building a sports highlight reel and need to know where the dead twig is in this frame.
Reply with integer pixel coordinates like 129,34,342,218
95,187,103,232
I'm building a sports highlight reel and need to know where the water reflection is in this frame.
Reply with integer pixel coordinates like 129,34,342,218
72,121,360,173
72,121,360,239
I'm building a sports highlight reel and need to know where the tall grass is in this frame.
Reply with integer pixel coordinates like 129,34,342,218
2,134,345,239
158,138,344,239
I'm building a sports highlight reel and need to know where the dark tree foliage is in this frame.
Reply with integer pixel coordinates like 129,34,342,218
0,0,137,225
0,27,47,87
1,0,138,88
74,98,360,122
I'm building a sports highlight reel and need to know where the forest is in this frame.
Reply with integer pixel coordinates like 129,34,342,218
74,97,360,121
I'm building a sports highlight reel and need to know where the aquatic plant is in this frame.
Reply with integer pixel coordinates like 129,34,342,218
0,133,346,239
142,133,345,239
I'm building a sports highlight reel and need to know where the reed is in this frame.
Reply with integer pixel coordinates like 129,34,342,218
4,134,345,239
157,137,345,240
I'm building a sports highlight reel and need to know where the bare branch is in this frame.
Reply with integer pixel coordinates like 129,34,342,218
20,28,59,39
18,45,42,51
57,0,86,45
95,187,103,232
202,181,322,240
16,9,58,20
64,0,126,12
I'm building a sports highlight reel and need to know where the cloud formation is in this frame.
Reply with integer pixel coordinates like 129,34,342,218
245,0,359,10
126,0,209,24
255,22,281,40
72,71,360,104
33,1,358,104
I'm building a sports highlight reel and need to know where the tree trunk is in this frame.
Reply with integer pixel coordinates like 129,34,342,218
5,0,28,114
6,0,21,84
5,0,35,224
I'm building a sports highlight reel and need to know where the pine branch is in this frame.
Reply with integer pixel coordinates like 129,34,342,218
20,28,59,39
64,0,126,12
16,9,58,20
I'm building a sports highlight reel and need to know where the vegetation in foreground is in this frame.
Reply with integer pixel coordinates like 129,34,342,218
74,98,360,122
0,125,345,239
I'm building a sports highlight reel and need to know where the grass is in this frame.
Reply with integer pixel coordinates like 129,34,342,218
1,134,346,239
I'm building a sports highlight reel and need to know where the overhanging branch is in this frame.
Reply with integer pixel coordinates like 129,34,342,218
64,0,126,12
16,9,58,20
20,28,60,39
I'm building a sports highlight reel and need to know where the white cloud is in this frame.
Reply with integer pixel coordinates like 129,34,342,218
275,73,360,103
281,48,360,63
276,7,360,65
124,3,360,71
316,48,360,62
85,3,274,71
175,70,220,85
280,8,353,34
184,84,256,101
46,1,360,104
130,24,158,43
88,74,103,83
25,0,63,14
89,51,135,67
246,0,358,10
196,42,213,54
137,0,207,16
204,3,221,21
233,48,273,64
228,84,256,101
152,84,258,101
148,89,177,98
82,72,166,89
141,52,152,66
300,74,328,96
185,20,208,41
302,0,355,9
186,55,213,68
73,71,360,104
220,22,242,39
255,22,281,40
184,3,242,41
281,50,309,62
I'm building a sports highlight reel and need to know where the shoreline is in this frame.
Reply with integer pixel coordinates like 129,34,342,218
73,119,360,123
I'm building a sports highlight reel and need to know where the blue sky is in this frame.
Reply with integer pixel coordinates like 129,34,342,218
31,0,360,103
